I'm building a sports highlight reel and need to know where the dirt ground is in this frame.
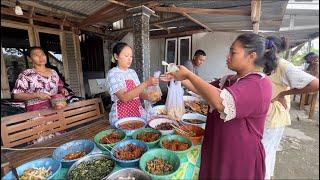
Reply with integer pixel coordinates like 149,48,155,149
273,97,319,179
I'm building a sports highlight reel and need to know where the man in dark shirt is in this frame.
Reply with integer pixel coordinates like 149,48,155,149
183,49,206,75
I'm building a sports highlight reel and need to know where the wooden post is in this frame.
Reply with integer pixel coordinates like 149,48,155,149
299,94,306,110
1,48,11,99
251,0,261,34
309,92,318,119
73,32,85,98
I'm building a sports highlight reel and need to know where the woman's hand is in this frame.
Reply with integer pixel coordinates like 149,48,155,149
272,93,287,109
145,77,159,86
160,73,173,82
60,88,69,96
35,92,51,100
169,65,192,81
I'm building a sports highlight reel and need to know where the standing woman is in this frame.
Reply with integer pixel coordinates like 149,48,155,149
169,33,276,179
106,42,159,126
13,47,69,111
262,36,319,179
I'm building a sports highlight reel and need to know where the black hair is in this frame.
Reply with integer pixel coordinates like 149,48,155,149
110,42,130,68
194,49,206,57
28,46,44,57
266,36,288,53
235,33,278,75
304,52,318,62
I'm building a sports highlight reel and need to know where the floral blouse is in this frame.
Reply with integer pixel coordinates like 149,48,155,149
12,68,64,111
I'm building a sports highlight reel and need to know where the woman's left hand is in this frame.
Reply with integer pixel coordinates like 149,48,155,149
169,65,192,81
61,88,69,97
272,93,287,109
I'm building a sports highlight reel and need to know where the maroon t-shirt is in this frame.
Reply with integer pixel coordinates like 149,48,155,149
200,73,272,179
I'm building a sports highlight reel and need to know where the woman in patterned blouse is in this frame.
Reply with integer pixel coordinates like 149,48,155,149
12,46,69,111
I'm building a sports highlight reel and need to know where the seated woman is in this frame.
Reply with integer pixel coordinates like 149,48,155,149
12,47,68,111
12,46,69,111
12,47,70,144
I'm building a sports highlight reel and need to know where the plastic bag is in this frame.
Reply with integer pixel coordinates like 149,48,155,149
165,79,185,120
145,71,162,104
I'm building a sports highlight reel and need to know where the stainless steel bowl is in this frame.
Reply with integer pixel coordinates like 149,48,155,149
103,168,151,180
67,153,115,180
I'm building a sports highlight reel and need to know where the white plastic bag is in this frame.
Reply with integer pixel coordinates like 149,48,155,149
145,71,162,104
165,79,185,120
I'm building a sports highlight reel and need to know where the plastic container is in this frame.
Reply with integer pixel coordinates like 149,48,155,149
148,118,178,136
139,148,180,180
181,113,207,129
115,117,146,136
175,124,205,145
51,94,67,110
94,128,127,151
159,135,193,159
110,139,148,168
2,158,61,180
52,139,95,168
131,128,162,148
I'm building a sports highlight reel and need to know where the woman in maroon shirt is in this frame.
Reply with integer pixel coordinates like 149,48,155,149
170,33,278,179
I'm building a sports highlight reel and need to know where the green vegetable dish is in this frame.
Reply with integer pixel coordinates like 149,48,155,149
70,157,114,180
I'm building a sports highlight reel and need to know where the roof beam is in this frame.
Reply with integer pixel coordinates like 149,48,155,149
107,0,133,8
171,5,213,32
1,7,112,38
111,16,186,33
153,24,170,33
152,6,251,16
151,28,205,39
11,0,86,19
251,0,262,33
1,6,75,27
78,2,126,27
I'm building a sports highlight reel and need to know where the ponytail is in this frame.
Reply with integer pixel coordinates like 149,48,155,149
263,39,278,75
263,36,288,75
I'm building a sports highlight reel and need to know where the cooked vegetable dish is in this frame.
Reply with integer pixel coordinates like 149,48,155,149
146,158,173,175
162,140,190,151
115,144,145,160
64,151,86,160
69,157,114,180
137,132,160,142
118,121,144,130
100,132,122,144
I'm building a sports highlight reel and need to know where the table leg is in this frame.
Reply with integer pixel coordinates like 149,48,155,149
309,92,318,120
300,94,306,110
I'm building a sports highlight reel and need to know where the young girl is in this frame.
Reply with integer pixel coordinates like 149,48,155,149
106,42,159,126
168,33,277,179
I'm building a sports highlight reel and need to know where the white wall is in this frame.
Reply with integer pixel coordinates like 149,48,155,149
120,32,134,47
192,32,241,81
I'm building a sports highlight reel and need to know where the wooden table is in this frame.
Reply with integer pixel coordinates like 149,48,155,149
2,118,109,173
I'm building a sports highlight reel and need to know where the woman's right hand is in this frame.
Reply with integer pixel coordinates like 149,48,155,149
35,92,51,100
145,77,159,86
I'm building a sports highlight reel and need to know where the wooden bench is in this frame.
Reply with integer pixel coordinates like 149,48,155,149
1,98,106,148
1,118,109,175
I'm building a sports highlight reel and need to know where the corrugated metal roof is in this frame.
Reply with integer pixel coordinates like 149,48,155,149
35,0,111,16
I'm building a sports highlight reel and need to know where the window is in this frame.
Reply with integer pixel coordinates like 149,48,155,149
165,36,191,66
1,27,30,91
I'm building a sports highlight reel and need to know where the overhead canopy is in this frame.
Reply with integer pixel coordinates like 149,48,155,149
1,0,318,47
262,0,319,48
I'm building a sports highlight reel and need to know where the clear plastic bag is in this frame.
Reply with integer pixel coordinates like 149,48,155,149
165,79,185,120
145,71,162,104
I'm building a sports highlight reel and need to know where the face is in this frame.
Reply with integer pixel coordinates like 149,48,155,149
193,55,206,66
226,40,256,72
114,46,133,69
30,49,47,66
